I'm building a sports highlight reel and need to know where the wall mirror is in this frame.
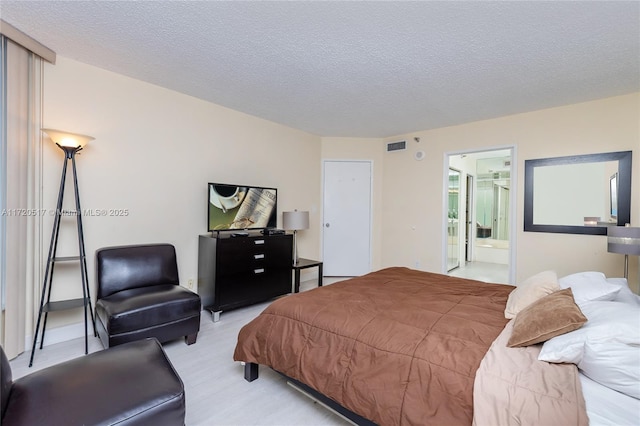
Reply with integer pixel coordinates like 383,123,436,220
524,151,632,235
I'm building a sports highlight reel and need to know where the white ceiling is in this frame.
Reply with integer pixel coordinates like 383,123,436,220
2,1,639,138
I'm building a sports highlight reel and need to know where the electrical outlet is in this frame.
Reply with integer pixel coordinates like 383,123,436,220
187,279,194,289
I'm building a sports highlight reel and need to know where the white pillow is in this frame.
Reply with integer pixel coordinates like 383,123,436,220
608,277,640,306
504,270,559,319
558,271,622,305
578,340,640,399
538,301,640,364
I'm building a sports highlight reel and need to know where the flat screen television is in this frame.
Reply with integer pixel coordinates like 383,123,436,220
208,182,277,231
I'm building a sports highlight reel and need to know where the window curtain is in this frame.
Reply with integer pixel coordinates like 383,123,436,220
1,35,44,359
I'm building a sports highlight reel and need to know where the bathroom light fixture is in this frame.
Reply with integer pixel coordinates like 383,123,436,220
583,217,599,227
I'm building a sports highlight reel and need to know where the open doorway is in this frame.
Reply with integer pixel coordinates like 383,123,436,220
443,147,516,284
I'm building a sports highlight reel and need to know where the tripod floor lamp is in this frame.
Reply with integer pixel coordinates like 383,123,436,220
30,129,97,367
283,210,309,265
607,225,640,280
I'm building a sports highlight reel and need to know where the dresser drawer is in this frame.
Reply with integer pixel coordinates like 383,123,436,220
217,236,291,272
217,269,291,311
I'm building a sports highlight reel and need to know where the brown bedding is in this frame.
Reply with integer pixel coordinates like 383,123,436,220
234,267,512,425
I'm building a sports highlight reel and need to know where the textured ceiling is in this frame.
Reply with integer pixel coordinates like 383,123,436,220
1,1,639,138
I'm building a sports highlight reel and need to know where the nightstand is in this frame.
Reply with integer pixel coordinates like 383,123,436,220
292,258,323,293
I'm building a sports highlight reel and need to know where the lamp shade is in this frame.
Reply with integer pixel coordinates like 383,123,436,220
283,211,309,231
42,128,94,148
607,226,640,255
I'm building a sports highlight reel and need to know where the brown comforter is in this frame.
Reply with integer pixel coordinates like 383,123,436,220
234,267,513,425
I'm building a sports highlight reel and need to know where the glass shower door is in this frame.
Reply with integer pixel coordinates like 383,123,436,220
447,169,460,271
493,184,510,240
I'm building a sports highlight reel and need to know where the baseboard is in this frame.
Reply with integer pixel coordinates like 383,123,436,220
24,320,86,352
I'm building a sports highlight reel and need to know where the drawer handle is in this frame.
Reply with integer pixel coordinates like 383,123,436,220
254,268,265,274
254,240,265,245
254,254,265,260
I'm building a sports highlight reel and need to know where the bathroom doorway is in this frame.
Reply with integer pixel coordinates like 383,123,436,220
444,147,515,284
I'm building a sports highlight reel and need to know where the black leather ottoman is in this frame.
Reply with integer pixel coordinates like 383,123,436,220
1,338,185,426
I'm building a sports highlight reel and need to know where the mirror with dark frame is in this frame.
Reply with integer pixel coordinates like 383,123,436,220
524,151,632,235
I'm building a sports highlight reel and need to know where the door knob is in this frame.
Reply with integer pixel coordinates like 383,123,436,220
325,223,330,228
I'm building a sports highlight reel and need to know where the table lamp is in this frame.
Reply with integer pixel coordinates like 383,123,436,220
283,210,309,265
607,225,640,279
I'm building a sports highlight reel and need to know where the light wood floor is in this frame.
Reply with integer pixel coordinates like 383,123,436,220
10,279,352,426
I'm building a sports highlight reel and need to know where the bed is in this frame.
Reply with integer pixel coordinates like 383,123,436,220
234,267,639,425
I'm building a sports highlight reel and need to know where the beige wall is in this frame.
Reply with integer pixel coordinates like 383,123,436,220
26,56,639,345
381,93,640,291
36,57,321,339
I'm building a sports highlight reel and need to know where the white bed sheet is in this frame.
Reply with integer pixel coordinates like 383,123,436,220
579,372,640,425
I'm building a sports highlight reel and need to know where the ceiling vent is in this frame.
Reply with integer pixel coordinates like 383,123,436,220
386,140,406,152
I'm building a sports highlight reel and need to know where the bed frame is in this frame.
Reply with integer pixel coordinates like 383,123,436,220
244,362,377,426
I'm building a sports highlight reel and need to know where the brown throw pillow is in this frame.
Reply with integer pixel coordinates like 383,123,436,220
507,288,587,348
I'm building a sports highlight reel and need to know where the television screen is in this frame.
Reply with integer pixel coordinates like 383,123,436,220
208,182,277,231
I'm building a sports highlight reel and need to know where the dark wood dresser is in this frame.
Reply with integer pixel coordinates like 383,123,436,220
197,232,293,321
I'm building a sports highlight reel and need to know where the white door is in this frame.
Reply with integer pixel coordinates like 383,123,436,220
322,160,372,276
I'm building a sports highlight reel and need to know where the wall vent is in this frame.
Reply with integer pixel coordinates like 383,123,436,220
386,141,406,152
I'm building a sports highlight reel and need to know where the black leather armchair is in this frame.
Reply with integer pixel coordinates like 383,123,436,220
1,338,185,425
96,243,201,348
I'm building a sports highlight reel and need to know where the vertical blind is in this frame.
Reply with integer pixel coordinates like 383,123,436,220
0,33,45,358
